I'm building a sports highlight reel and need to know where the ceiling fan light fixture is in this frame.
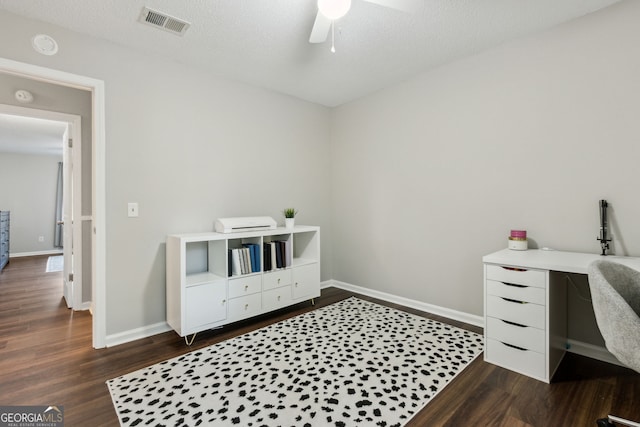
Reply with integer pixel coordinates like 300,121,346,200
317,0,352,20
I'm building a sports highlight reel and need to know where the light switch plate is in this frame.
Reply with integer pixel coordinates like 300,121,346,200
128,202,139,217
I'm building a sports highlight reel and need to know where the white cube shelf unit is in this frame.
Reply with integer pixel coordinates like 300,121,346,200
166,225,320,340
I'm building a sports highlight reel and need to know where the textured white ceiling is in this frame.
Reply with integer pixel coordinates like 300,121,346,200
0,0,622,107
0,114,66,156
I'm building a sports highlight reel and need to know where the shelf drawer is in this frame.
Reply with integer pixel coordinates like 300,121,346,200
486,338,545,380
486,316,545,354
486,295,545,329
228,293,262,321
263,269,292,291
486,279,545,305
263,286,293,310
485,264,546,288
228,274,261,298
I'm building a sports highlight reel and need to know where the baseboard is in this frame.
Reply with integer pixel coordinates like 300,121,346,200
322,279,484,328
105,322,172,348
10,250,63,258
77,301,92,311
566,339,623,367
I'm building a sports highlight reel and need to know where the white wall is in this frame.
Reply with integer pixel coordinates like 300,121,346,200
0,152,61,254
330,0,640,328
0,10,333,336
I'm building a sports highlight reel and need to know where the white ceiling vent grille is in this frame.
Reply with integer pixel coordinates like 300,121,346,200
138,7,190,36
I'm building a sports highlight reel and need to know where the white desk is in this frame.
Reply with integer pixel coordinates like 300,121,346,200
482,249,640,382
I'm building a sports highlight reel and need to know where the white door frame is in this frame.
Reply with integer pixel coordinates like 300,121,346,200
0,104,83,308
0,57,107,348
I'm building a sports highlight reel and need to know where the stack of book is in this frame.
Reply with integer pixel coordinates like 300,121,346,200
228,243,261,276
227,240,293,276
262,239,291,271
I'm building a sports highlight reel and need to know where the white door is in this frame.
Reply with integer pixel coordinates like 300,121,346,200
62,125,73,307
62,121,83,310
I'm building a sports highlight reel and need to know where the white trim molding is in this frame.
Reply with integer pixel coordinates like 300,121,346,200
566,339,622,367
105,322,172,348
322,279,484,328
11,250,63,258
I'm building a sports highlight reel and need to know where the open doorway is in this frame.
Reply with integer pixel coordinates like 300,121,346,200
0,57,106,348
0,105,83,308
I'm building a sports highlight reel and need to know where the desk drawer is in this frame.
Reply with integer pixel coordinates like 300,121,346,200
486,316,545,354
486,264,546,288
263,269,292,291
228,275,261,298
263,286,292,310
228,293,262,321
486,295,545,329
486,279,545,305
486,338,545,380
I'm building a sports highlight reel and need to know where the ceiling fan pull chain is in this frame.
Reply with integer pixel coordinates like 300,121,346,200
331,21,336,53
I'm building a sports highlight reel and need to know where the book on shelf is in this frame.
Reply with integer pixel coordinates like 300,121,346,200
243,247,251,274
243,243,260,273
238,248,246,275
284,238,292,267
275,241,283,269
270,242,277,270
253,243,260,272
242,244,250,272
229,249,242,276
263,242,272,271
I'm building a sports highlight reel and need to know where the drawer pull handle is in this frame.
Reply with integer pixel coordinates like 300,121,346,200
501,266,528,272
278,278,281,284
244,285,249,291
502,282,527,288
277,295,281,301
244,304,249,310
501,297,526,304
501,319,526,328
502,342,528,352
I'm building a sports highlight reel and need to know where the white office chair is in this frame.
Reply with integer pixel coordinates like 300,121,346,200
588,260,640,427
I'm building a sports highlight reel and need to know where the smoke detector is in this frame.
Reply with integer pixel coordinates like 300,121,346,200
15,90,34,103
31,34,59,55
138,7,190,36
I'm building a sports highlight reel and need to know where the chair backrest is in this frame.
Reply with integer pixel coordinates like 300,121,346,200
587,260,640,373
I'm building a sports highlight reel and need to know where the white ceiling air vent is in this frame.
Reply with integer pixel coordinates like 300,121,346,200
138,7,190,36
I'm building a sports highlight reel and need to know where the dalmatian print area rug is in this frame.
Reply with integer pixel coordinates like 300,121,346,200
107,297,483,427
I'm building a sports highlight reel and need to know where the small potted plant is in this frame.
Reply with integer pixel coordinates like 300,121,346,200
283,208,298,229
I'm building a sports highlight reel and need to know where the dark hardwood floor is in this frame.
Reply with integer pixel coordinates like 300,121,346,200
1,255,639,426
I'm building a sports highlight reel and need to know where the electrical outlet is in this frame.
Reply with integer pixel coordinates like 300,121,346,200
38,236,44,242
128,202,139,217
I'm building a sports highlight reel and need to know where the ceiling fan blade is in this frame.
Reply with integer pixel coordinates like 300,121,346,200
309,11,331,43
362,0,421,13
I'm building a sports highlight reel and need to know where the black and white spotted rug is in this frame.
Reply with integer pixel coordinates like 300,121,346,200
107,297,483,427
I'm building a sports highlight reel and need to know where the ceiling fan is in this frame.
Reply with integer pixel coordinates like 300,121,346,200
309,0,421,51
